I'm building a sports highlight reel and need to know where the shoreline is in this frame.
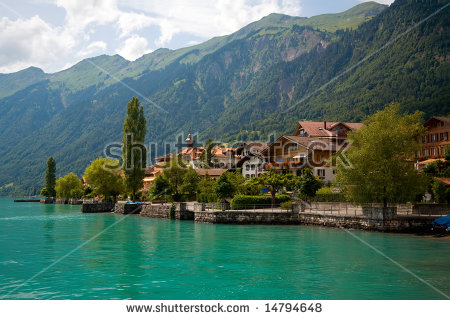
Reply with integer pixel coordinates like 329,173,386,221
79,201,449,235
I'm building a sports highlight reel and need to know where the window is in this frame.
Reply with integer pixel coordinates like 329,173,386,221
441,121,445,127
417,150,421,157
432,134,437,142
424,149,429,156
317,169,326,178
251,174,255,178
251,164,256,170
440,132,448,141
245,165,250,170
432,148,437,156
423,135,428,143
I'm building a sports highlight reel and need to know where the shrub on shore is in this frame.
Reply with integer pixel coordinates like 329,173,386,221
230,194,291,209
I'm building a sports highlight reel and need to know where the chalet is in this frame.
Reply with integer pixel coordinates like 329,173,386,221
293,121,363,144
262,135,341,183
234,142,268,178
418,117,449,158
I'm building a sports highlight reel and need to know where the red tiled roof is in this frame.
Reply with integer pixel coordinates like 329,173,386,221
436,177,450,186
297,121,362,137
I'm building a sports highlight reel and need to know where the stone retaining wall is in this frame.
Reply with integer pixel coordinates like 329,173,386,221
297,213,435,232
114,203,142,214
140,204,171,218
412,204,450,216
194,211,436,232
81,202,115,213
195,211,301,225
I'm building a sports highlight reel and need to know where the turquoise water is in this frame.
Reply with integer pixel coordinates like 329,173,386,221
0,198,449,300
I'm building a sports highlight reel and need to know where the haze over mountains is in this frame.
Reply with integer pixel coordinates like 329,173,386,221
0,0,448,195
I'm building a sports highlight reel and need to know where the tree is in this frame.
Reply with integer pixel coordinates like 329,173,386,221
41,157,56,197
163,158,187,201
55,172,83,199
149,173,170,201
336,103,428,207
215,172,235,200
224,169,246,195
84,158,125,202
122,96,146,202
296,168,323,200
445,146,450,162
252,169,295,206
197,174,218,203
181,168,201,199
432,180,450,204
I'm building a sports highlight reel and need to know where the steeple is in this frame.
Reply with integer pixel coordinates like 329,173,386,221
185,133,193,147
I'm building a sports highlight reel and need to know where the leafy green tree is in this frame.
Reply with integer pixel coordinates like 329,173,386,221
224,169,246,194
445,146,450,162
215,172,235,200
41,157,56,197
122,97,146,202
181,168,201,199
432,180,450,204
296,168,323,200
197,174,218,202
55,172,83,199
84,158,124,202
336,104,428,207
163,158,187,201
252,169,295,206
149,173,170,201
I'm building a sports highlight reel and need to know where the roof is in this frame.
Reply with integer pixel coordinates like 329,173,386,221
295,121,363,137
424,116,450,127
435,177,450,186
418,158,444,165
284,135,339,151
194,168,227,177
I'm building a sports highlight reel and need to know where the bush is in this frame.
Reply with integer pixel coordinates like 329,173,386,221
197,192,218,203
230,194,291,209
280,201,292,210
311,193,346,202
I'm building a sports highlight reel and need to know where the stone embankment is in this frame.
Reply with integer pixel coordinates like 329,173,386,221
105,201,448,233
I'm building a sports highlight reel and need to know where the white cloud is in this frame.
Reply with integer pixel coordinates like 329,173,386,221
121,0,302,46
0,15,74,73
116,34,152,60
78,41,108,58
117,12,156,38
0,0,303,72
56,0,119,35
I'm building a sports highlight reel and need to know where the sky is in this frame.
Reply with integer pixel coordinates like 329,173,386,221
0,0,395,74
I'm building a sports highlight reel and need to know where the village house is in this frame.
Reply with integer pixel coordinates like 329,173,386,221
234,142,268,178
415,116,449,171
262,121,362,183
418,116,449,158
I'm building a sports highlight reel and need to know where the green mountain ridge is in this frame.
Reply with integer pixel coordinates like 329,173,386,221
0,0,448,196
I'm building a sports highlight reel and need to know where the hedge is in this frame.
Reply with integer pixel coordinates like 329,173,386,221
197,193,218,203
230,194,291,209
312,193,346,202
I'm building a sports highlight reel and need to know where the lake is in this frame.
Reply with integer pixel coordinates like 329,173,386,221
0,198,448,299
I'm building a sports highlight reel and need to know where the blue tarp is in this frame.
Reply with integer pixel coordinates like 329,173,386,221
432,215,450,227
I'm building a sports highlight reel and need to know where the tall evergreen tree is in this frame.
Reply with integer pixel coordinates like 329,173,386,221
122,97,147,201
41,157,56,197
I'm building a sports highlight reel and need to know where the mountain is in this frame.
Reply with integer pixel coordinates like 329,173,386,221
0,0,448,196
